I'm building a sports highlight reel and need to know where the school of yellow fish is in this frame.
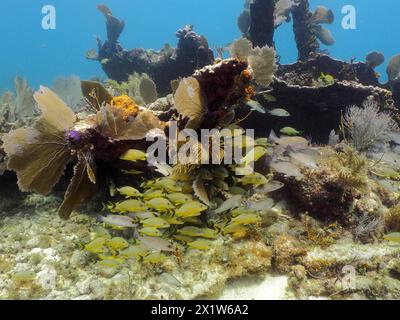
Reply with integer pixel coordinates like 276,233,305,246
83,123,313,267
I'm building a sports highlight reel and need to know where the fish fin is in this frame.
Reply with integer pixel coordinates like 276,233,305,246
268,129,279,144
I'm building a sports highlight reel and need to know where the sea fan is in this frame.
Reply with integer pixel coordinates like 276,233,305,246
139,77,158,104
0,77,38,128
52,75,84,112
58,152,97,219
97,4,125,44
2,86,98,219
81,80,113,111
2,86,75,194
174,77,207,130
387,55,400,83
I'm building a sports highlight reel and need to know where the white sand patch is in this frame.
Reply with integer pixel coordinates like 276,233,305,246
217,275,289,300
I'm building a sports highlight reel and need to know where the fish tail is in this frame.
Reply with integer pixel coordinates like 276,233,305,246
232,176,239,185
213,224,223,235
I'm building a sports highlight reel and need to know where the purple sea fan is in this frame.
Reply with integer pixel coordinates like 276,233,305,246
1,86,97,219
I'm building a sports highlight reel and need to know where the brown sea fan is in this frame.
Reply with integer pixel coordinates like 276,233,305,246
2,86,98,219
139,77,158,105
2,86,75,194
2,85,167,219
174,77,207,130
58,152,97,219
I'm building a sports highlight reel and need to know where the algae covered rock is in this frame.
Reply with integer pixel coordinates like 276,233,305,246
272,234,307,273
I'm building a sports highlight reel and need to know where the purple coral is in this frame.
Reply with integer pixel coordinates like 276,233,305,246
67,130,82,147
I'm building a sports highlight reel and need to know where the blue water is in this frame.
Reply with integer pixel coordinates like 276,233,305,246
1,0,398,92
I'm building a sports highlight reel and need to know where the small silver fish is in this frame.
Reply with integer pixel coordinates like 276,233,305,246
270,161,303,178
247,198,275,211
229,186,247,195
389,132,400,145
138,235,176,252
289,151,318,169
263,93,277,102
268,108,290,117
159,273,183,287
254,180,284,193
97,214,137,228
214,195,242,214
269,130,308,150
246,100,266,114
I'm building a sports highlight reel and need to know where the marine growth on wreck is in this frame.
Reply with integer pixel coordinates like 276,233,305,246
0,0,400,301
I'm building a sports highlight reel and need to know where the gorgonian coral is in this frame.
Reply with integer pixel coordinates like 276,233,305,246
2,86,76,195
174,77,207,130
2,85,165,219
342,99,398,151
2,49,272,219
